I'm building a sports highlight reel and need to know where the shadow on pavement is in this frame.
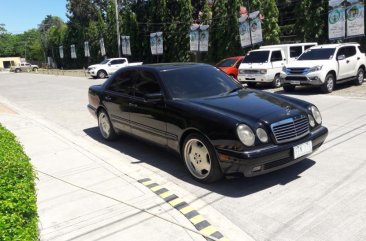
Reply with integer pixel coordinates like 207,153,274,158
84,127,315,198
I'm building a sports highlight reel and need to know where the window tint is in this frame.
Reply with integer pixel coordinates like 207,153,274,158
304,45,315,50
290,46,302,58
107,70,136,95
298,48,335,60
345,46,356,57
235,58,243,68
242,51,270,63
337,48,346,58
271,51,283,62
217,59,237,67
110,59,126,65
134,71,161,98
358,46,364,53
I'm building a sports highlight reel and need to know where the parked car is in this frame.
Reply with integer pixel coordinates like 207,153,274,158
216,56,244,79
281,43,366,93
88,63,328,183
87,58,143,79
238,43,317,88
10,62,39,73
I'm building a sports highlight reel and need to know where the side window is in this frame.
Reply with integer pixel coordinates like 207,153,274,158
110,59,126,65
358,46,364,53
235,59,242,68
304,45,315,50
134,71,161,98
337,47,346,58
345,46,356,57
271,51,283,62
290,46,302,58
107,70,136,95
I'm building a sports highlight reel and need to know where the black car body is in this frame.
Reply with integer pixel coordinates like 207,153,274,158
88,63,328,183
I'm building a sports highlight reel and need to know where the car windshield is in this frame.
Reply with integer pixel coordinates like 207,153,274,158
99,59,110,64
242,51,270,63
159,65,241,99
298,48,336,60
217,59,238,67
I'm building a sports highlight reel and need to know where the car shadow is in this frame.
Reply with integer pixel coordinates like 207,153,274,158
84,127,316,198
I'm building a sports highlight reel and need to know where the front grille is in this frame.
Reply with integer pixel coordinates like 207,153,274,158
287,68,309,74
271,115,310,144
285,76,308,81
243,70,260,74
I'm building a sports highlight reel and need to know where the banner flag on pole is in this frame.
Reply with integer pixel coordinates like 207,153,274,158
346,0,364,38
328,0,346,40
150,32,164,55
239,15,251,48
100,38,106,56
84,41,90,57
199,25,209,52
249,11,263,45
190,25,199,52
121,36,131,56
70,44,77,59
190,25,209,52
59,46,64,59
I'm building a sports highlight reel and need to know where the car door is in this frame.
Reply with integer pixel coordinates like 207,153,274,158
336,47,348,80
109,59,126,75
103,69,137,133
270,50,285,75
345,46,358,77
129,70,168,146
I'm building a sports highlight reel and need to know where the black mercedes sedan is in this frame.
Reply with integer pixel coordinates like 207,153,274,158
88,63,328,183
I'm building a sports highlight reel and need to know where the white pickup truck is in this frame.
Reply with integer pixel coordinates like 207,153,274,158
87,58,143,79
281,43,366,93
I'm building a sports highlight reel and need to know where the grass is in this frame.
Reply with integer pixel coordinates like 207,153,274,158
0,124,38,241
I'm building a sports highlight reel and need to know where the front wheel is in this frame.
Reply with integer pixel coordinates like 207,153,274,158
354,68,364,86
98,109,116,140
321,73,335,93
182,133,223,183
272,75,282,88
97,70,107,79
15,68,21,73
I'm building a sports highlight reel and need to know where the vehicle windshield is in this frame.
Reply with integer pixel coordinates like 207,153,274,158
159,65,241,99
242,51,270,63
99,59,110,64
297,48,336,60
217,59,238,67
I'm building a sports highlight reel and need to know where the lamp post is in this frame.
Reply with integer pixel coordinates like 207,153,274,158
115,0,121,57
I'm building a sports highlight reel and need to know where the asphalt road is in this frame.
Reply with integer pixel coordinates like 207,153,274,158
1,72,365,241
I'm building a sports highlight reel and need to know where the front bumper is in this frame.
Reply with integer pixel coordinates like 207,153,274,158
87,104,98,119
238,73,273,83
217,126,328,177
281,72,325,86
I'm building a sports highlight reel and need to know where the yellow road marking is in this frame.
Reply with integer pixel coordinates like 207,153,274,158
150,185,163,192
169,198,184,207
159,191,173,199
180,205,194,214
201,226,218,236
190,215,205,225
142,180,154,186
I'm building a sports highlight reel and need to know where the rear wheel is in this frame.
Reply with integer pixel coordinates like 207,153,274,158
97,70,107,79
246,82,257,88
283,85,295,92
15,68,21,73
272,75,282,88
354,68,364,86
98,109,116,140
321,73,335,93
182,133,223,183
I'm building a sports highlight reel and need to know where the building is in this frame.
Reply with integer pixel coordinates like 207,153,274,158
0,57,21,70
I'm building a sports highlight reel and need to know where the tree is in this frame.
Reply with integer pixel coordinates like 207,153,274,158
209,0,227,62
262,0,280,44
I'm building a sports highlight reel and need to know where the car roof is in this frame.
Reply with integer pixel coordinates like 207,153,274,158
223,56,244,60
311,43,360,49
135,63,212,72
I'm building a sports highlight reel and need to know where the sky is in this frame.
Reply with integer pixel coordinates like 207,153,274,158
0,0,67,34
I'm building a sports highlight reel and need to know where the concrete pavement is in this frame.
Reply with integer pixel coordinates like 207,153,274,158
0,97,253,241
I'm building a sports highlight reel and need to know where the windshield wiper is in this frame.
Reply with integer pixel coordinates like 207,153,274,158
227,86,244,94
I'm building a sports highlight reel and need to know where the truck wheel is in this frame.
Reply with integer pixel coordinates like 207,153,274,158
97,70,107,79
354,68,364,86
272,75,282,88
32,67,38,71
321,73,335,93
15,68,21,73
247,82,256,88
283,85,295,92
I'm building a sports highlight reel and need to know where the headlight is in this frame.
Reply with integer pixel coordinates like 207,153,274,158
308,65,323,73
308,114,316,128
256,128,268,143
282,66,287,73
237,124,255,146
260,69,267,74
310,106,322,124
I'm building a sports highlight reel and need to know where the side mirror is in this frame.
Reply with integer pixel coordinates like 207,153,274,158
337,54,346,61
108,63,111,66
145,92,164,102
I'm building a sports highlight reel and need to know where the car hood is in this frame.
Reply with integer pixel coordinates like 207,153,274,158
186,90,306,125
286,60,332,68
88,64,104,69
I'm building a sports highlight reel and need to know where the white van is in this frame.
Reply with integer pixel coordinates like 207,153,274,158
238,43,317,88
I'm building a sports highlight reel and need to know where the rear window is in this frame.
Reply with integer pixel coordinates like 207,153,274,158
217,59,237,67
290,46,302,58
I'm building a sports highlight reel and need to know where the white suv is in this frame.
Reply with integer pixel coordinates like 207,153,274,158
281,43,365,93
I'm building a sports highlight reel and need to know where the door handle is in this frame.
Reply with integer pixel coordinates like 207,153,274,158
346,60,350,63
104,96,112,101
358,57,361,60
129,103,138,107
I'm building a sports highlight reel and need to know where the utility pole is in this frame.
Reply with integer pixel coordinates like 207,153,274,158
115,0,121,57
247,0,253,49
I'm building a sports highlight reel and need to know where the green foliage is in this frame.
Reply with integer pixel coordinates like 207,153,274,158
209,0,227,62
0,124,38,241
262,0,280,44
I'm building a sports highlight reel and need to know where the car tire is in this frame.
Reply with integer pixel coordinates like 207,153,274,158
354,68,364,86
98,109,116,141
272,75,282,88
321,73,335,93
32,67,38,71
182,133,223,183
247,82,257,88
283,85,295,92
97,70,107,79
15,68,20,73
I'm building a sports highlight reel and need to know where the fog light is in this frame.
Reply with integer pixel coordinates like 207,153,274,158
252,166,262,172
